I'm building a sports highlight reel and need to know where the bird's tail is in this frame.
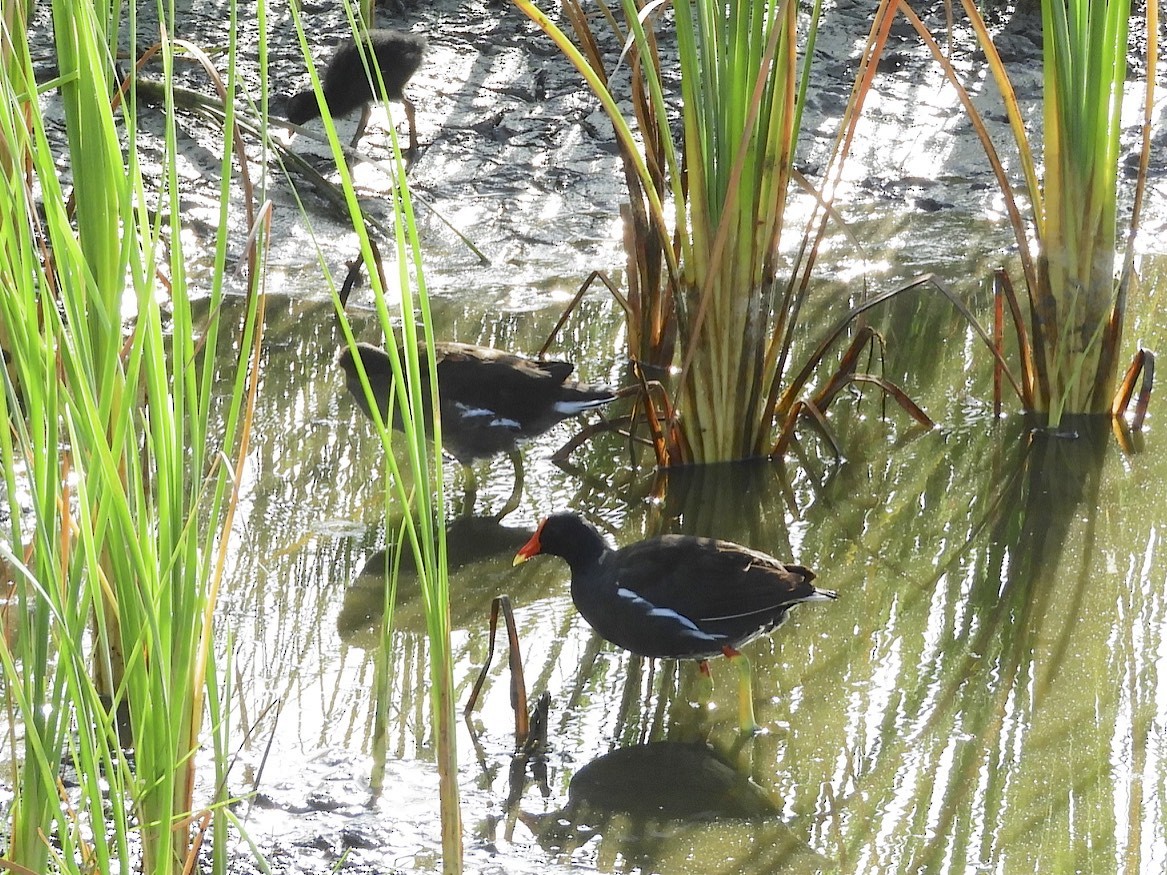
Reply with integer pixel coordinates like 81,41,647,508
553,384,618,415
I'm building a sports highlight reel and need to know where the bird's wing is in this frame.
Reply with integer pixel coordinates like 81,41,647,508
611,536,819,628
532,359,575,382
448,400,523,433
436,348,578,423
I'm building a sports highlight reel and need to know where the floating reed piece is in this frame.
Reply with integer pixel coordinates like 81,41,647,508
464,595,532,748
1111,349,1154,431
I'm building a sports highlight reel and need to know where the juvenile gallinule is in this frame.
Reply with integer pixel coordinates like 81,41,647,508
336,342,617,514
513,512,835,732
287,28,425,151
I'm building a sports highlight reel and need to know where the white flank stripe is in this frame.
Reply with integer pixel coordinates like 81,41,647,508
454,402,494,419
453,402,520,430
616,588,704,634
647,607,702,632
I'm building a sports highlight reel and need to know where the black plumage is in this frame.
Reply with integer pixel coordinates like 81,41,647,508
515,512,831,659
336,342,616,513
287,29,425,150
514,512,835,730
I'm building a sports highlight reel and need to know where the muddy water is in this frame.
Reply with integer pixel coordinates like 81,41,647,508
207,252,1167,875
192,0,1167,867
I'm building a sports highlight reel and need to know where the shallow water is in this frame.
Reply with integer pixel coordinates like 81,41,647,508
190,0,1167,861
207,243,1167,873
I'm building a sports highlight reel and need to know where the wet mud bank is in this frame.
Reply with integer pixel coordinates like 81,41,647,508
27,0,1167,310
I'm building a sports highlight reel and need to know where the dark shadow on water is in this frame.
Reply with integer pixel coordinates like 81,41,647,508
651,459,804,552
554,741,778,820
993,415,1110,689
904,413,1112,871
998,414,1110,703
514,741,829,873
337,513,534,641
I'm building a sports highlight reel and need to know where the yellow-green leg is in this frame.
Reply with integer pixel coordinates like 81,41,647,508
697,658,715,696
496,449,524,519
723,646,759,734
458,462,478,517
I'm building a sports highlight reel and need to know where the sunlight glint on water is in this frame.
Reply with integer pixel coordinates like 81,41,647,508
197,238,1167,873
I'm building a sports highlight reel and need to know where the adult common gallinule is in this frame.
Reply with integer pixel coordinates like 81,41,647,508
287,28,425,151
513,512,835,732
336,342,617,514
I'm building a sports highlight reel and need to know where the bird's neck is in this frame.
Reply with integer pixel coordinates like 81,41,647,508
558,525,609,573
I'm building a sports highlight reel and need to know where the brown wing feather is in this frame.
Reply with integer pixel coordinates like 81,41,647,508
609,535,819,635
430,342,609,430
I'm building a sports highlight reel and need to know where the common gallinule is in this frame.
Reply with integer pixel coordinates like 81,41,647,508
287,28,425,151
336,342,617,514
513,512,835,732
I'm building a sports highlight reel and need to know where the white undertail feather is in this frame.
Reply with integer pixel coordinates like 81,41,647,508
553,396,615,415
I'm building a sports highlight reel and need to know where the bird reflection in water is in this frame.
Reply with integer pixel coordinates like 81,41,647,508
500,740,829,872
337,514,534,641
